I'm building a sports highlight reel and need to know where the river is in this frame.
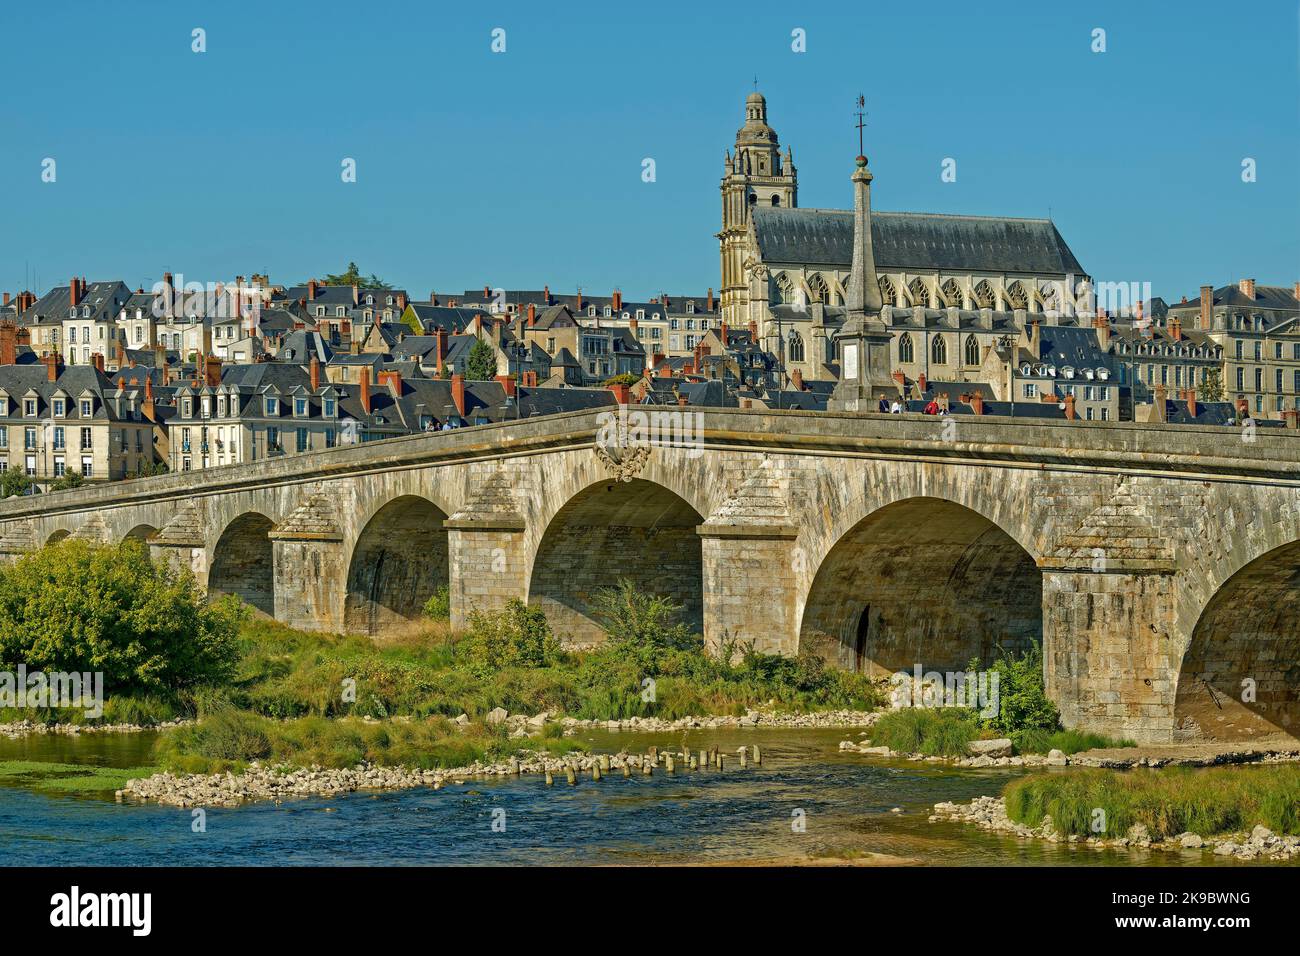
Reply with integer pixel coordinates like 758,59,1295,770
0,728,1256,866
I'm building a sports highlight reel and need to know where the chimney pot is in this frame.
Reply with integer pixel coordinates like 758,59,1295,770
309,357,320,391
451,373,466,417
359,366,372,413
1239,278,1256,300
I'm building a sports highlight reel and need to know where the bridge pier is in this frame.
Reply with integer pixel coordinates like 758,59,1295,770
268,498,347,632
445,520,528,629
699,524,799,656
1041,563,1179,744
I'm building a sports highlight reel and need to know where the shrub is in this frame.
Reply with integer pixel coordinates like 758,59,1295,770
0,539,243,699
458,600,562,674
972,642,1059,737
588,579,702,673
422,586,451,622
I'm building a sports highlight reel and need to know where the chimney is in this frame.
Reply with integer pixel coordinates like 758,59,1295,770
1239,278,1256,300
435,328,447,375
2,292,8,306
792,368,804,391
1063,393,1076,420
46,352,60,382
144,376,154,405
1028,319,1041,356
379,369,402,395
969,392,984,416
607,382,630,405
629,316,639,339
543,284,550,305
1153,385,1168,423
527,303,536,327
720,320,729,345
69,276,80,308
92,353,105,373
359,366,372,413
612,290,623,312
707,288,714,311
483,285,491,302
451,373,465,417
0,324,15,366
892,370,906,389
917,373,928,395
397,292,407,311
309,356,320,391
658,362,673,379
114,338,126,369
1169,316,1182,342
691,343,702,374
1092,311,1111,350
494,374,516,398
1186,388,1198,420
748,318,758,343
575,289,583,311
1200,285,1213,330
308,279,318,301
1293,281,1300,303
205,355,221,386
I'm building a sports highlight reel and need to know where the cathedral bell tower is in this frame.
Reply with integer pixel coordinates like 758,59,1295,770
718,90,797,328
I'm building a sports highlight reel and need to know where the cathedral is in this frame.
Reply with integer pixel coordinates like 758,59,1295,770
718,91,1091,385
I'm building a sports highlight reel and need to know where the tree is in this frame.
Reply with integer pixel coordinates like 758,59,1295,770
320,262,388,290
49,470,85,492
465,336,497,381
0,539,242,697
1201,367,1224,404
0,470,33,499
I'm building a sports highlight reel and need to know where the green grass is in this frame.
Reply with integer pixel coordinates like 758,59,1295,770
0,760,159,794
867,708,982,757
152,705,583,775
1004,765,1300,839
1011,728,1136,755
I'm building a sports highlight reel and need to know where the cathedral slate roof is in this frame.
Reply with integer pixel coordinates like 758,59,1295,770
751,207,1086,276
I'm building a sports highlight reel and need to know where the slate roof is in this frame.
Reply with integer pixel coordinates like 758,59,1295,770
751,207,1087,276
1167,284,1299,314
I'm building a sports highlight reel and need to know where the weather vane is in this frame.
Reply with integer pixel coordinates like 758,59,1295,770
855,94,867,156
753,75,759,92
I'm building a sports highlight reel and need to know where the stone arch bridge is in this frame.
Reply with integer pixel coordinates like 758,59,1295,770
1,407,1297,745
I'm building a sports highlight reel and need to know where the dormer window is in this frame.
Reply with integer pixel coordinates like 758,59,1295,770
323,397,336,417
217,396,227,418
366,295,374,306
201,397,211,418
182,397,193,417
53,398,65,417
82,306,91,318
636,309,645,321
386,295,394,306
265,396,279,416
315,306,325,317
336,306,346,317
79,399,92,417
294,398,307,416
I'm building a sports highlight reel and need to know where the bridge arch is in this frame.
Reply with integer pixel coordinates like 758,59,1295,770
344,494,450,634
527,477,704,648
123,524,158,544
798,496,1042,673
46,529,71,546
1174,537,1300,740
208,511,275,615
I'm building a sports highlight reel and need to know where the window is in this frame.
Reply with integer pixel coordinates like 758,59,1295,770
1023,383,1037,398
265,397,279,416
1277,369,1284,393
53,427,64,450
296,428,308,452
788,333,805,363
80,457,92,478
325,428,336,448
182,398,192,417
24,427,35,450
80,399,92,417
1235,341,1243,359
53,459,65,478
24,399,35,416
964,334,980,366
80,427,92,450
324,398,336,417
931,335,947,365
899,333,914,364
1236,368,1245,390
53,398,64,417
294,398,307,416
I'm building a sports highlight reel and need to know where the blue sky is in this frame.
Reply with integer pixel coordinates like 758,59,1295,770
1,0,1296,302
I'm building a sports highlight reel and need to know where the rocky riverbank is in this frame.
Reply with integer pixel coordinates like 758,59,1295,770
540,708,881,736
0,718,190,740
930,795,1300,861
122,744,764,808
839,736,1300,769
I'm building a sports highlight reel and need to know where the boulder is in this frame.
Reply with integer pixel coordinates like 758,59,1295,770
1178,833,1204,849
485,707,509,726
968,738,1013,759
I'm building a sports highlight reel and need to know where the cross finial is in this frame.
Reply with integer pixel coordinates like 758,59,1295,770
854,94,867,157
753,75,758,92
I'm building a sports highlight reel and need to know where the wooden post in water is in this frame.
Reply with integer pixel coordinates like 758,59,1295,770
752,745,762,766
689,755,698,770
545,770,554,786
700,748,708,770
717,754,725,771
599,754,610,772
565,766,577,786
592,763,601,782
739,746,748,769
510,757,520,776
623,762,631,778
665,753,675,773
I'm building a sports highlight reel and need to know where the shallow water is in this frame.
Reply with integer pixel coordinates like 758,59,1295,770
0,728,1263,866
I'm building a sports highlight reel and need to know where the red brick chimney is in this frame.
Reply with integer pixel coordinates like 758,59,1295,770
1186,388,1198,420
451,373,465,417
720,320,729,344
359,366,372,413
397,292,407,311
917,373,928,394
2,292,8,307
527,303,536,327
969,392,984,415
309,356,320,391
1200,285,1213,330
482,285,491,301
792,368,804,391
69,276,80,308
308,279,318,301
707,288,714,312
378,369,402,395
494,374,516,398
575,289,583,311
1169,316,1182,342
1063,393,1076,420
1239,278,1256,300
892,370,906,389
92,353,105,373
0,324,15,366
205,355,221,386
435,328,447,376
607,382,630,405
144,376,154,406
1293,281,1300,303
748,319,758,343
612,290,623,312
543,284,550,305
46,352,60,382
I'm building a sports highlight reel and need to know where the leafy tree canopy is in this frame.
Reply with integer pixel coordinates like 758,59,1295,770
465,337,498,381
319,262,388,290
